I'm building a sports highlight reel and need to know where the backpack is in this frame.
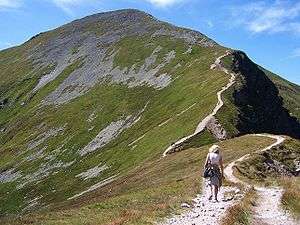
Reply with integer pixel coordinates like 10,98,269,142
203,165,215,178
203,153,215,178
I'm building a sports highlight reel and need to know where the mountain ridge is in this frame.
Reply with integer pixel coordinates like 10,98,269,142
0,8,299,224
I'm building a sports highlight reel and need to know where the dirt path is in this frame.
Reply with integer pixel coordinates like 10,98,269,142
224,134,285,185
225,134,297,225
159,52,241,225
159,134,296,225
163,51,235,157
159,50,297,224
158,181,242,225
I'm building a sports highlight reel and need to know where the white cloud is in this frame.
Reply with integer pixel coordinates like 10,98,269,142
0,0,22,9
52,0,93,14
145,0,184,8
231,1,300,34
291,48,300,58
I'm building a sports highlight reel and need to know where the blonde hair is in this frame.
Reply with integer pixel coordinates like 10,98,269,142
209,144,220,154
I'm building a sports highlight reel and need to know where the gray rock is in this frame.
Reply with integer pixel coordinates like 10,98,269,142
75,164,109,180
27,126,65,150
25,9,216,105
181,203,191,208
0,168,22,183
206,116,227,140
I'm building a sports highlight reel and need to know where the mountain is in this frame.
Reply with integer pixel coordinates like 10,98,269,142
216,51,300,138
0,9,299,224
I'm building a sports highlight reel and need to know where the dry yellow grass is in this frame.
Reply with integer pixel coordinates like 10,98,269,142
1,135,274,225
281,177,300,220
221,187,257,225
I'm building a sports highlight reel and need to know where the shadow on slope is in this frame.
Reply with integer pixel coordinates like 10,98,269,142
218,51,300,139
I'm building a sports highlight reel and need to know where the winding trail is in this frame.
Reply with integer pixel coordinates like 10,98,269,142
159,52,297,225
163,51,235,157
224,134,285,186
158,182,242,225
160,134,297,225
159,51,241,225
225,134,297,225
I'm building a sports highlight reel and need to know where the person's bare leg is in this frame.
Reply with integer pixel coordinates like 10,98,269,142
214,185,219,202
209,185,213,200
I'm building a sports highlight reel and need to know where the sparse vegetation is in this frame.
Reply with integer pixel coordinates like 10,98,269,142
221,188,257,225
262,67,300,122
0,8,299,225
281,177,300,219
233,138,300,184
1,135,275,224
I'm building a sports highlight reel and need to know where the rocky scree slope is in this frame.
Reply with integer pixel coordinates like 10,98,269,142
0,9,299,219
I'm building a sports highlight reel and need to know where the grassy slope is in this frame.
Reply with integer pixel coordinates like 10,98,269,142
281,177,300,219
262,68,300,121
232,138,300,221
1,135,275,225
0,33,231,216
1,12,298,223
234,138,300,183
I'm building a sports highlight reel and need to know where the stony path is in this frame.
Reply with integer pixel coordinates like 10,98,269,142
225,134,297,225
253,187,296,225
159,51,298,224
163,51,235,157
158,181,242,225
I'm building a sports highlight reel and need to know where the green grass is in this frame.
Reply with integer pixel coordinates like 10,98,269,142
1,135,275,225
180,130,216,150
262,67,300,122
281,177,300,219
234,138,300,184
0,34,230,217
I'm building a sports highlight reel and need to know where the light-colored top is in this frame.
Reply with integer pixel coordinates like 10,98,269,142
208,152,221,165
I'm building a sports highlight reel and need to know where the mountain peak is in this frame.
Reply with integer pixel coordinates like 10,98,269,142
72,8,155,25
0,8,300,223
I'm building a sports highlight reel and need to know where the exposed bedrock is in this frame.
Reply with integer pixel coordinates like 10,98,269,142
25,9,216,105
230,51,300,139
206,116,227,140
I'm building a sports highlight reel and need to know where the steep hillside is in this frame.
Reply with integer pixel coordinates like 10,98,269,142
0,9,227,217
1,135,277,225
0,8,299,223
216,51,300,139
264,69,300,122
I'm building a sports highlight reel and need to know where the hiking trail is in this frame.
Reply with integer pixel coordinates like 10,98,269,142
225,134,297,225
163,51,235,157
159,52,297,225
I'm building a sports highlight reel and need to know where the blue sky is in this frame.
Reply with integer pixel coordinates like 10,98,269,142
0,0,299,84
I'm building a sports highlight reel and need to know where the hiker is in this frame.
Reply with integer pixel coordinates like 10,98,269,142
203,144,224,202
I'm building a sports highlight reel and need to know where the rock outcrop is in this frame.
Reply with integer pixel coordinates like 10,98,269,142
229,51,300,139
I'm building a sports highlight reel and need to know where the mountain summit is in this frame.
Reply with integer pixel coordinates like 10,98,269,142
0,9,299,223
24,9,216,105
